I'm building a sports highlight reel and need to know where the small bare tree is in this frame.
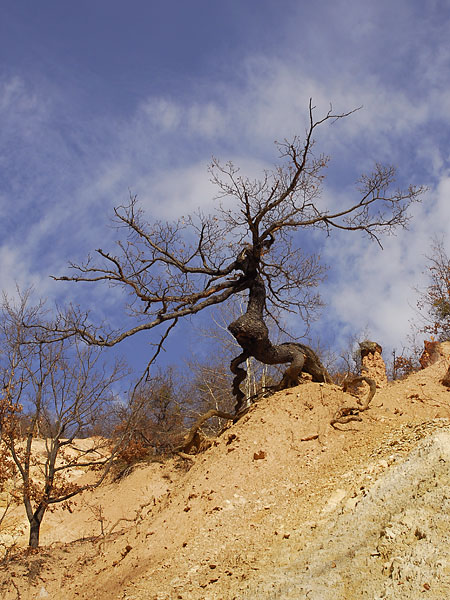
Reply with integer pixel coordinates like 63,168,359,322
114,367,186,457
0,292,129,548
417,237,450,341
52,101,425,412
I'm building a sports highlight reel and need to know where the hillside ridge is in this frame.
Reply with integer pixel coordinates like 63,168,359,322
1,347,450,599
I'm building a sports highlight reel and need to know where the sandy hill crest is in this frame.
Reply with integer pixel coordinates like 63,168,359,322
1,346,450,599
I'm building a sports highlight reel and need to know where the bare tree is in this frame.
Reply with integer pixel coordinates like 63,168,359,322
52,101,425,412
0,292,129,547
416,237,450,341
115,367,186,456
186,359,235,431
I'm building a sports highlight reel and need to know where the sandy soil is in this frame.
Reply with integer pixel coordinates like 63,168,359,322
1,349,450,599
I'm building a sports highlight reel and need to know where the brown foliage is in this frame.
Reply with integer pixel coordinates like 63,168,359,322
393,354,420,379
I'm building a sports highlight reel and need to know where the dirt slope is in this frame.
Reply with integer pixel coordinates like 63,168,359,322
1,349,450,599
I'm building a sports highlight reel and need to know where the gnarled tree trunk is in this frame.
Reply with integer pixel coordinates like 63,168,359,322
228,253,330,413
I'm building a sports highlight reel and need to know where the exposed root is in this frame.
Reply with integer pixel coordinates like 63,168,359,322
230,351,250,413
331,376,377,428
175,409,235,455
179,374,377,459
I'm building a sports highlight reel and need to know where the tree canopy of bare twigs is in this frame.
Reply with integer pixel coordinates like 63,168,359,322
417,237,450,341
0,291,130,547
51,101,425,411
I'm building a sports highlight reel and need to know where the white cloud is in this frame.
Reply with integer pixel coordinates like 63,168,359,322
0,76,46,120
1,2,450,363
312,170,450,355
136,162,217,219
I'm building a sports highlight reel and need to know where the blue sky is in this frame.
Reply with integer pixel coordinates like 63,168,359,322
1,0,450,376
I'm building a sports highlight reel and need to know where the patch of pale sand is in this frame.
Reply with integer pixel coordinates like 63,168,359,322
39,460,174,545
1,350,450,599
0,458,176,549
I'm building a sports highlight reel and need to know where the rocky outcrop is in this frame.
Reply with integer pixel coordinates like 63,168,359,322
420,340,441,369
243,428,450,599
419,340,450,369
360,340,388,388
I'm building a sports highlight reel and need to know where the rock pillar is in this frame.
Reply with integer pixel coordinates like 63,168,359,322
359,340,388,389
419,340,441,369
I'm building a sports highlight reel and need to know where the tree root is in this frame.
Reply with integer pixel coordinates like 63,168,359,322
175,374,377,459
331,375,377,427
175,409,235,455
230,351,250,413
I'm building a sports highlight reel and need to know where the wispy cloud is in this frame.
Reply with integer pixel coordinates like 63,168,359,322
1,1,449,363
